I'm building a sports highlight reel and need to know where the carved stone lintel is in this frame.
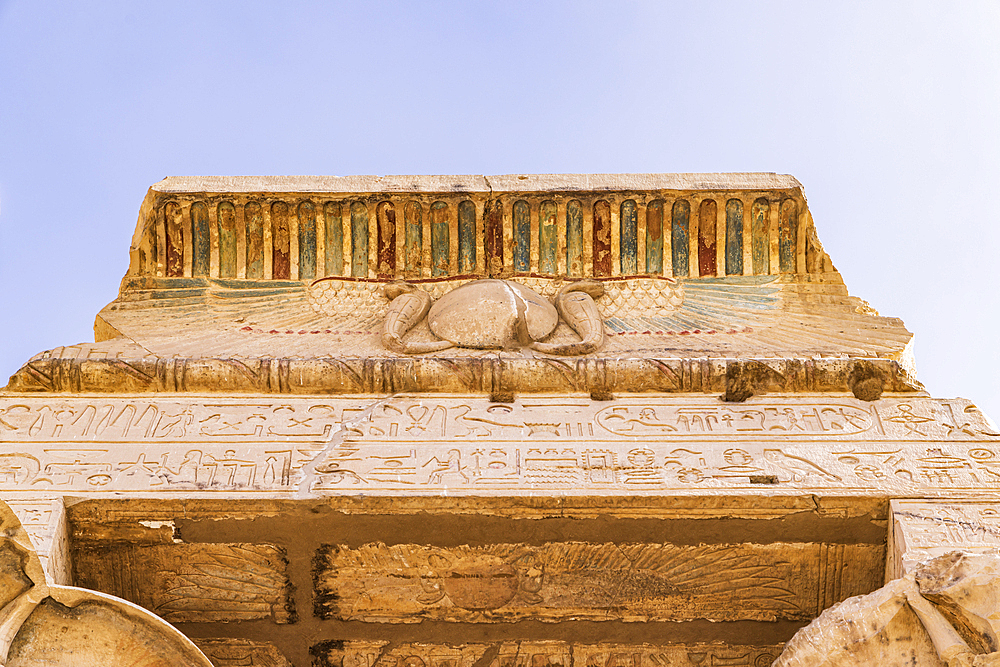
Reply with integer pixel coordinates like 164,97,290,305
313,540,881,623
1,395,997,496
311,641,784,667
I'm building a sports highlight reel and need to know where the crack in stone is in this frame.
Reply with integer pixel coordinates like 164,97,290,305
899,510,1000,540
470,642,502,667
501,280,532,348
294,394,400,499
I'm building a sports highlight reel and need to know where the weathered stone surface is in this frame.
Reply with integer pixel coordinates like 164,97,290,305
427,279,560,348
193,638,292,666
314,541,881,623
311,641,785,667
0,499,213,666
9,598,212,666
73,542,294,623
776,552,1000,667
6,496,72,585
888,500,1000,580
4,173,920,394
4,173,997,663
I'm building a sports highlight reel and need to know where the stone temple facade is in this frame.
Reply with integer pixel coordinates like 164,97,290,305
2,174,999,666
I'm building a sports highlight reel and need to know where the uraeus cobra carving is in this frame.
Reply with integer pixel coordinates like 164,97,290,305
382,278,605,355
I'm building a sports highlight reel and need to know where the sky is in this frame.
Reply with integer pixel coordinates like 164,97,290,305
1,1,998,420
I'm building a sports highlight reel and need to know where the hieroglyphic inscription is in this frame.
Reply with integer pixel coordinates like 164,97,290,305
313,441,1000,493
889,500,1000,578
3,396,998,494
0,399,340,441
0,445,317,491
313,541,881,623
73,543,294,623
320,640,783,667
3,396,994,443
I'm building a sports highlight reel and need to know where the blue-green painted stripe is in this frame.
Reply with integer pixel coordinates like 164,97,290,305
620,199,637,274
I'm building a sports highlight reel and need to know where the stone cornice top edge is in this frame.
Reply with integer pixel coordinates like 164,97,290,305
149,172,803,195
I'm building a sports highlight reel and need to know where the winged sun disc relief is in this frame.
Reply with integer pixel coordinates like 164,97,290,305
0,501,212,667
307,275,789,356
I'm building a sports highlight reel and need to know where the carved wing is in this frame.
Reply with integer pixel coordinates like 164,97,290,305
156,544,292,623
599,276,780,334
99,280,387,358
589,275,911,359
89,274,912,361
504,542,799,613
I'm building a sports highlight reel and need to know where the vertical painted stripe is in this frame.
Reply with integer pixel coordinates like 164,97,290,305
779,198,798,273
593,200,612,277
165,202,184,277
485,199,504,277
403,201,422,277
751,198,769,275
566,199,584,277
430,201,450,276
246,201,264,279
350,201,368,278
324,202,343,276
725,198,743,276
513,199,530,273
298,200,317,280
218,201,237,279
458,200,476,274
698,199,717,276
271,201,291,279
539,200,557,274
646,199,664,274
376,202,396,279
671,199,690,277
620,200,638,275
191,201,210,277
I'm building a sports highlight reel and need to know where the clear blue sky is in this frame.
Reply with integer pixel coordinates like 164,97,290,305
2,1,998,421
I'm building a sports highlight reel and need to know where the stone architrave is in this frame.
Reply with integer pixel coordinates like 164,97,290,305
1,173,998,664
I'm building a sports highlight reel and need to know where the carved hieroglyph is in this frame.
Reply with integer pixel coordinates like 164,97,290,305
0,500,212,666
775,552,1000,667
314,541,881,623
312,641,784,667
1,394,997,496
193,639,292,667
888,500,1000,580
1,173,995,661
